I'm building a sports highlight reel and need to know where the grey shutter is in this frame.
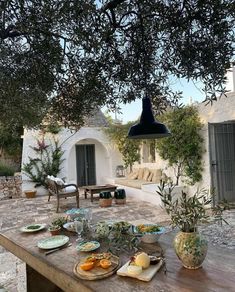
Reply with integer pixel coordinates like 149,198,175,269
209,122,235,203
76,144,96,186
76,145,86,187
86,145,96,185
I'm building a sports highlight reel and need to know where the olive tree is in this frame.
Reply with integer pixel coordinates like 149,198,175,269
104,122,140,171
156,106,204,185
0,1,234,128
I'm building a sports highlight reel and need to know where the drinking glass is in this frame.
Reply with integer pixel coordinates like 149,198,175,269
85,209,93,225
74,220,83,242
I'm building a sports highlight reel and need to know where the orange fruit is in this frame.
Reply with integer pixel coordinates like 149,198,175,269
80,261,94,271
85,256,96,263
100,259,112,269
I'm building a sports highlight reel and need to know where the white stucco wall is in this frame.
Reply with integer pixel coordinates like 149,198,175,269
21,127,123,194
226,66,235,93
137,91,235,195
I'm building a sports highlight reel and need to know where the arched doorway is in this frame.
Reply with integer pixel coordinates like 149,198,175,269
75,138,110,186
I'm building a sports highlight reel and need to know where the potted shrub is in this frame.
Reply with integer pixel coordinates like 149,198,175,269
114,189,126,204
48,225,61,236
51,217,67,228
99,191,112,207
157,182,229,269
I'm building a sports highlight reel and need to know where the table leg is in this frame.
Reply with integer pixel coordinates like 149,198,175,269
84,190,87,199
91,191,93,203
26,264,63,292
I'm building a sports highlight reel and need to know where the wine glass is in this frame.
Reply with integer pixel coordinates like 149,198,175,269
74,220,83,242
85,209,93,226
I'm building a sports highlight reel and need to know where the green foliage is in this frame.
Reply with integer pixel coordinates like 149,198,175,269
1,1,234,128
48,225,60,231
0,163,16,176
156,106,204,185
104,122,140,171
22,138,65,187
0,124,23,161
51,217,67,228
157,182,230,232
44,123,62,135
100,191,112,199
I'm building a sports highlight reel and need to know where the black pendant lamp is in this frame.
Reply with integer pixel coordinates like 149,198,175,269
127,96,171,139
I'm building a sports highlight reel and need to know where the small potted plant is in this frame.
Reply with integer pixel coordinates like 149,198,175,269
49,217,67,235
157,182,229,269
48,225,61,236
51,217,67,228
99,191,112,207
114,189,126,205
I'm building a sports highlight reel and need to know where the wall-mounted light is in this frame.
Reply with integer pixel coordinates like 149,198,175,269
127,97,171,139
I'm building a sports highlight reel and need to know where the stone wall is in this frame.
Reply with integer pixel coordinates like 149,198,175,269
0,175,22,200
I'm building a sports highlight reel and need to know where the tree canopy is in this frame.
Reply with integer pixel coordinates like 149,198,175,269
1,0,234,128
156,106,204,185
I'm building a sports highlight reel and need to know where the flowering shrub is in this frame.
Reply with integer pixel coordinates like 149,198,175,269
23,138,64,187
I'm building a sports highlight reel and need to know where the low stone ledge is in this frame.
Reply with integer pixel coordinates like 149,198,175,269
0,176,22,200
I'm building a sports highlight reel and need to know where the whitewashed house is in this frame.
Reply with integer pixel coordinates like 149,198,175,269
22,67,235,204
21,109,123,195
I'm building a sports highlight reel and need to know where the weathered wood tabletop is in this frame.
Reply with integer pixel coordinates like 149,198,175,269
0,226,235,292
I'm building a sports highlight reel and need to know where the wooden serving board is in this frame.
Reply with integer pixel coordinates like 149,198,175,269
73,254,120,280
117,260,163,282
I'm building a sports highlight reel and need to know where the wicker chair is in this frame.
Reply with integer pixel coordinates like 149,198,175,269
46,177,79,213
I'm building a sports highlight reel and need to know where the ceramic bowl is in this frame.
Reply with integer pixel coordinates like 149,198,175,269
135,224,165,243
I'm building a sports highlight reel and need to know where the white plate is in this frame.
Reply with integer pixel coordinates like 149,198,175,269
37,235,69,249
76,241,100,252
20,223,47,233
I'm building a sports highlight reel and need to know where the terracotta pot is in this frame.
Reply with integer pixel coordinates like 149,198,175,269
99,198,112,208
115,198,126,205
174,231,208,269
49,227,61,236
24,190,37,199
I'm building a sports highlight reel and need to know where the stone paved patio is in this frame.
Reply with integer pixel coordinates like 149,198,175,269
0,195,234,291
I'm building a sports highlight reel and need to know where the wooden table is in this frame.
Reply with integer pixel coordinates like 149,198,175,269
82,184,117,202
1,227,235,292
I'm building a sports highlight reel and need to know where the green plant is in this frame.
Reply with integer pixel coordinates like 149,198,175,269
51,217,67,228
1,2,233,129
108,221,139,254
100,191,112,199
157,182,230,233
114,189,126,200
0,124,23,166
156,106,204,185
48,225,61,231
104,121,140,171
0,163,16,176
23,138,64,187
